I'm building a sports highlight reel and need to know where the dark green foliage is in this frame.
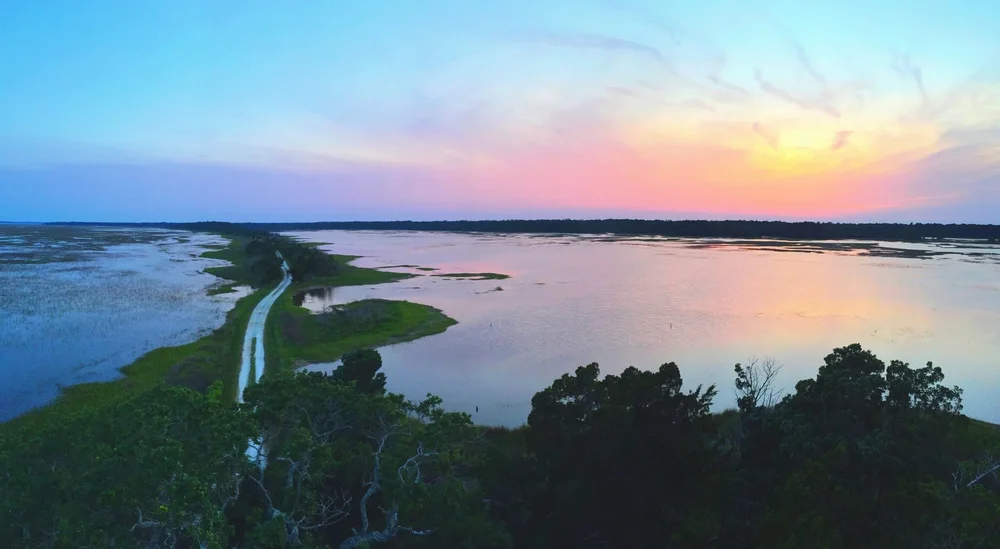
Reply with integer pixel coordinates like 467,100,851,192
240,371,510,548
482,345,1000,548
0,382,255,548
740,345,986,549
332,349,387,394
3,345,999,548
522,362,723,548
235,230,339,285
0,368,508,549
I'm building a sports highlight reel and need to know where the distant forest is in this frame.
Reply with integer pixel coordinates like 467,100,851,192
56,219,1000,241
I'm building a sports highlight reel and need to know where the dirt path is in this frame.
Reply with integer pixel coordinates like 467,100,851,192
238,252,292,403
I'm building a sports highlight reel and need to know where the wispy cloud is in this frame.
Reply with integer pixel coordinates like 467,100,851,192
830,130,852,150
674,98,717,111
601,0,677,42
605,86,641,98
754,69,840,118
708,74,750,98
891,52,929,103
752,122,778,148
515,29,672,71
793,42,828,89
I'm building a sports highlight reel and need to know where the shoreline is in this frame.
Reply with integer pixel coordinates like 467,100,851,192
1,234,441,430
1,235,272,430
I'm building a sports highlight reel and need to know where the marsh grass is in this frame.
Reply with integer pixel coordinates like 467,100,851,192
267,254,456,367
207,282,240,296
271,296,455,367
307,254,416,287
432,272,510,280
0,225,180,264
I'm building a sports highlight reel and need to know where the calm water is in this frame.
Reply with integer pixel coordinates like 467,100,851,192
0,230,249,420
288,230,1000,426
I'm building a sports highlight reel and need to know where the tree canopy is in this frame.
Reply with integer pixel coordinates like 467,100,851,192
2,344,998,548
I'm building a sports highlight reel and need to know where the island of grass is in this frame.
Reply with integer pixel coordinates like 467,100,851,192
297,254,415,287
271,298,456,367
379,265,440,272
207,282,241,296
266,253,455,368
431,272,510,280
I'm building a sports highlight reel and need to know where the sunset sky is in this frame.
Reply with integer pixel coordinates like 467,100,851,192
2,0,999,222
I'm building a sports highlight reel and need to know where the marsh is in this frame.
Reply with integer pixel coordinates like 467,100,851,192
0,226,249,419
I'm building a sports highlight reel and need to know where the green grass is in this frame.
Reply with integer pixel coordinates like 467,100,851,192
431,272,510,280
375,264,439,272
266,254,457,368
271,298,456,367
202,237,257,284
298,254,415,288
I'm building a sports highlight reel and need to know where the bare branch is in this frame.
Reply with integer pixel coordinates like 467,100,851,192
340,504,435,549
130,507,162,532
397,443,437,485
965,456,1000,488
356,432,391,536
248,473,283,521
735,357,783,410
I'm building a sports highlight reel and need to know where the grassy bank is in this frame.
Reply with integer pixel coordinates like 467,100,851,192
267,254,456,368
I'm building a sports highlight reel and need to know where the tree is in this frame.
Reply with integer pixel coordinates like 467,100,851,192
332,349,386,394
239,370,509,548
885,359,963,414
734,357,782,413
744,345,984,548
522,362,722,548
0,384,254,548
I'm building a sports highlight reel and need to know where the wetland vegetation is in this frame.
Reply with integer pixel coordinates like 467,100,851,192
0,223,440,427
431,272,510,280
271,298,456,367
3,222,1000,548
0,224,179,264
2,341,998,548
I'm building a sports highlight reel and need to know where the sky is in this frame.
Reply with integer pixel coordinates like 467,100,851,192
1,0,999,222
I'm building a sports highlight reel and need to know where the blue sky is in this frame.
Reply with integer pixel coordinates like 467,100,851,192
1,0,999,222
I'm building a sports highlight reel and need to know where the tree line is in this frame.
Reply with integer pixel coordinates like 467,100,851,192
53,219,1000,241
243,220,1000,241
2,344,998,548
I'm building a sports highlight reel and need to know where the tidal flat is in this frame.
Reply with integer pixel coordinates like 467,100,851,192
0,226,249,420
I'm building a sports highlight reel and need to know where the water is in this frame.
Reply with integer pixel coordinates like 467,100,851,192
287,230,1000,427
0,229,250,420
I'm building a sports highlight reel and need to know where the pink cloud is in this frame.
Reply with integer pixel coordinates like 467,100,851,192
830,131,852,150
